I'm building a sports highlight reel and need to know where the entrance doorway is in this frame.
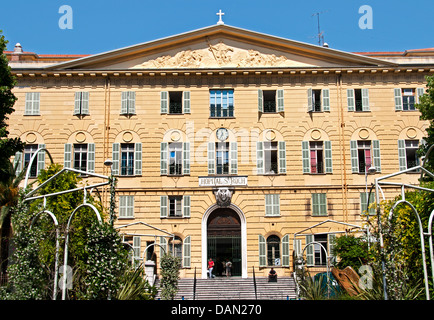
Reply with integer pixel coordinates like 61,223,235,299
207,208,241,277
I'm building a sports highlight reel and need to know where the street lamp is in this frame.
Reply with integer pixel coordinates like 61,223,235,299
365,166,376,249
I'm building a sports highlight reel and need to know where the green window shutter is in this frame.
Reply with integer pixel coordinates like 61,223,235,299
183,142,190,175
360,192,376,215
307,88,313,112
230,142,238,174
282,234,290,267
324,141,333,173
25,92,32,115
81,92,90,115
328,234,336,264
256,141,264,174
112,143,120,175
322,88,330,112
312,193,327,216
119,195,134,218
277,89,284,112
394,88,403,111
302,141,310,173
350,140,359,173
398,140,407,171
160,195,168,218
134,143,142,175
183,236,191,268
294,239,302,258
32,92,40,115
14,152,23,175
161,91,168,114
160,142,168,175
133,236,141,268
417,87,424,103
259,235,266,267
258,89,263,112
208,142,215,174
306,235,314,266
64,144,72,169
87,143,95,173
121,91,128,114
37,144,45,175
372,140,381,172
74,92,82,115
278,141,286,174
160,236,167,262
265,195,272,216
183,91,191,114
347,89,355,111
183,195,191,218
361,88,370,111
128,91,136,114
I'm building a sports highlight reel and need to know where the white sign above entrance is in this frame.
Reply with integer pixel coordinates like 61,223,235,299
199,176,247,187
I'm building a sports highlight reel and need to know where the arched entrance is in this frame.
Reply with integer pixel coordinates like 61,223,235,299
202,204,247,278
207,208,241,277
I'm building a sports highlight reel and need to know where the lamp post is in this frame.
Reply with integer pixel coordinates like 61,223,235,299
104,159,116,225
365,166,376,249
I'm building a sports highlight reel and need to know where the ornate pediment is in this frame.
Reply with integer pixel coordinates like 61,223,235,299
131,40,313,69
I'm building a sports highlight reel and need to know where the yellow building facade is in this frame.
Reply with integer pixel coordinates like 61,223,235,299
7,24,434,279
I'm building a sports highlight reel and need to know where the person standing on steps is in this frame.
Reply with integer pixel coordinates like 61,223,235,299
225,259,232,277
208,258,215,278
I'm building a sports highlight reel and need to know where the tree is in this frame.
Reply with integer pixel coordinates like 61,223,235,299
0,30,24,182
159,253,181,300
416,74,434,171
332,234,369,271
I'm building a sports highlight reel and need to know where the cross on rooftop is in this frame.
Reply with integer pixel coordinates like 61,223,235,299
216,10,225,25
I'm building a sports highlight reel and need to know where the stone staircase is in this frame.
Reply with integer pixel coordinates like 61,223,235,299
155,277,297,300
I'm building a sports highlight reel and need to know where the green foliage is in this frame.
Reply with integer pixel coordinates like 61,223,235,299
78,221,128,300
0,30,24,182
159,253,181,300
116,264,157,300
0,190,48,299
332,234,369,271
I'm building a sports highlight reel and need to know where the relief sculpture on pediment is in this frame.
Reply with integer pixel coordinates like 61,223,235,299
131,40,304,69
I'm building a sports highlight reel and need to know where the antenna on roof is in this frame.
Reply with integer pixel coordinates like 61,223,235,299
312,11,327,46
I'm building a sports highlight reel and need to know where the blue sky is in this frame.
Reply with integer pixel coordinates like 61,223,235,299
0,0,432,55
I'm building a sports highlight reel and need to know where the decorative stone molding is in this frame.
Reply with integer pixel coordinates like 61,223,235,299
213,187,233,207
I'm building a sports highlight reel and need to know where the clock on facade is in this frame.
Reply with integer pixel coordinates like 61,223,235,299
216,127,229,141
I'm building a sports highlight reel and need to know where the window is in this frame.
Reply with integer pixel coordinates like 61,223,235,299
312,193,327,216
360,192,376,215
267,235,281,266
306,234,336,267
119,195,134,218
73,144,88,172
161,91,191,114
307,88,330,112
112,143,142,176
121,143,135,176
64,143,95,173
256,141,286,174
347,88,370,111
160,142,190,175
160,195,191,218
258,89,284,113
350,140,381,173
398,140,420,171
259,234,290,267
24,92,40,115
24,144,38,178
265,194,280,216
74,91,89,115
394,87,424,111
169,236,183,259
121,91,136,115
302,141,332,174
169,143,183,175
210,89,234,118
208,142,237,175
169,196,183,217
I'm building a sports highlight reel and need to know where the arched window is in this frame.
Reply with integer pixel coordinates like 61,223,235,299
267,235,281,266
169,236,183,260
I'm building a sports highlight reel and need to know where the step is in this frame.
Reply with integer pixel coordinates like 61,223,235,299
155,277,297,300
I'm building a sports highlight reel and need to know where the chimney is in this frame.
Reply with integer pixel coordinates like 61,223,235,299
11,43,23,61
